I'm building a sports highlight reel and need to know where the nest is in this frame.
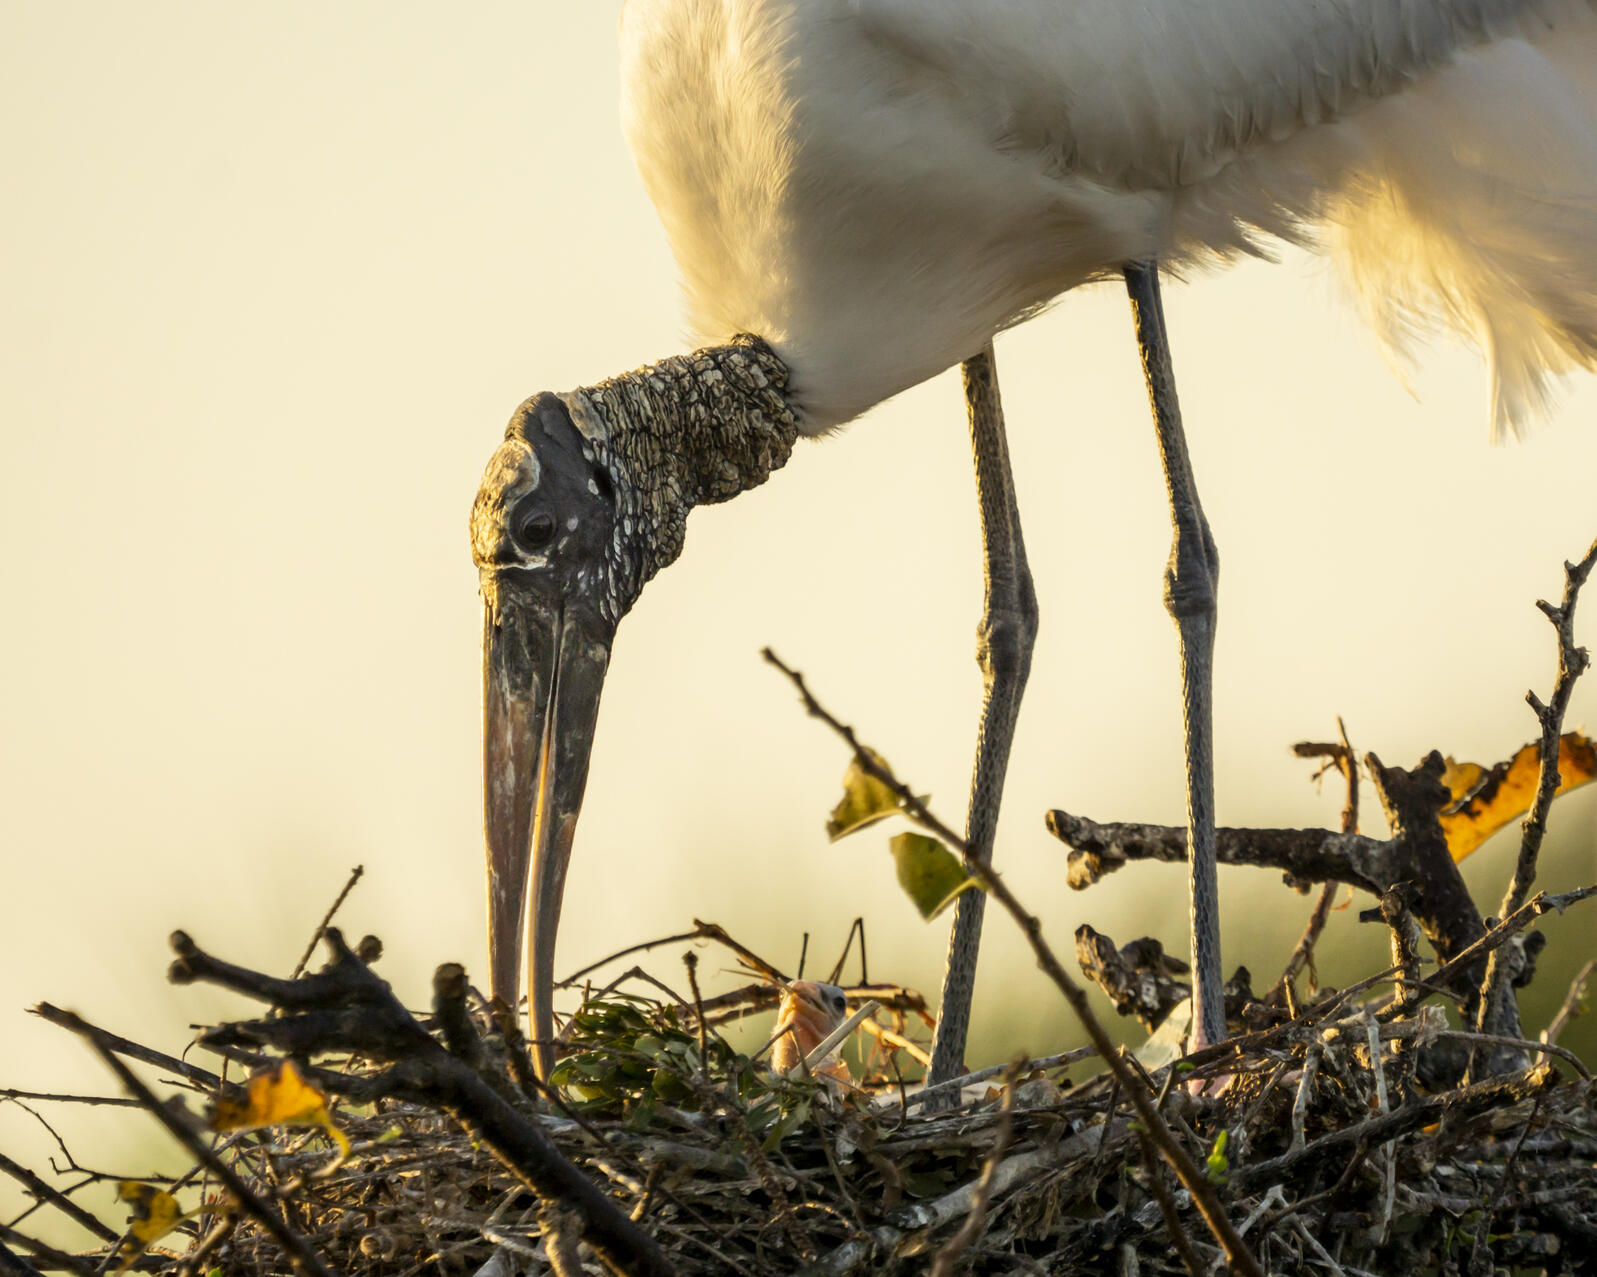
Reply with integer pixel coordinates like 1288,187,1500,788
7,907,1597,1277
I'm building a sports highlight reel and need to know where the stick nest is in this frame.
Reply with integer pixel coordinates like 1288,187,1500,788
15,920,1597,1277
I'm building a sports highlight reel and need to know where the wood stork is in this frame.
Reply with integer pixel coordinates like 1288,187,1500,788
472,0,1597,1082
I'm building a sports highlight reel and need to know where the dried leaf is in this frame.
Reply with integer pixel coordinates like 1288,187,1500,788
210,1059,351,1165
890,833,980,920
1439,732,1597,862
827,751,926,841
116,1181,187,1269
1440,758,1487,803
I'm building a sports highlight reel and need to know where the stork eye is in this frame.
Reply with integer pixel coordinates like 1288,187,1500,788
516,511,557,551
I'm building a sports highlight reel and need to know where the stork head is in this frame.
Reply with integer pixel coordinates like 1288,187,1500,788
471,391,627,1077
469,342,798,1080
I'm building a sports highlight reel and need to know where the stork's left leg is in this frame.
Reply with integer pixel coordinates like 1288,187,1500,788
927,343,1039,1087
1123,261,1226,1051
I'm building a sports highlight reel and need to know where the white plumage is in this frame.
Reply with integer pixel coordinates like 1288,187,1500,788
621,0,1597,435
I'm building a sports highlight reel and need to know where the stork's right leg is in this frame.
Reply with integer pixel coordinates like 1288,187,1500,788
927,343,1039,1088
1123,261,1226,1052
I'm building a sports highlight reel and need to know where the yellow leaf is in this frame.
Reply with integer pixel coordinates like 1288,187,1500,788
826,751,927,841
1439,732,1597,862
890,833,981,920
116,1181,186,1269
1439,758,1486,804
210,1059,351,1166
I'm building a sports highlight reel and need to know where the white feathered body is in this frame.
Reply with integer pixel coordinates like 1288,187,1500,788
620,0,1597,435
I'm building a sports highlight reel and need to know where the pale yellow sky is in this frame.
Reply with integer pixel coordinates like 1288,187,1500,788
3,2,1596,1223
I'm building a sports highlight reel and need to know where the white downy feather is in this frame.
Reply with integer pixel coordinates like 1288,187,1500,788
620,0,1597,436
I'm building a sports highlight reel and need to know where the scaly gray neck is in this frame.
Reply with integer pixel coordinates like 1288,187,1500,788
559,335,800,614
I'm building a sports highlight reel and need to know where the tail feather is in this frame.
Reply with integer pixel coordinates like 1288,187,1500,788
1327,20,1597,438
1172,4,1597,438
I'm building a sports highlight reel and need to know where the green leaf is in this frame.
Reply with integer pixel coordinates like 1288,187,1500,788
762,1099,811,1151
826,751,926,841
745,1098,779,1128
1205,1129,1230,1186
890,833,981,919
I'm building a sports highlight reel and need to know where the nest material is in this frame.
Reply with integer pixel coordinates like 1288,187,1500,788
15,932,1597,1277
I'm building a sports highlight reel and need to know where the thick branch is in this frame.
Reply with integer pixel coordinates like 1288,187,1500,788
0,1240,45,1277
1074,927,1190,1033
1048,811,1391,895
1051,746,1489,992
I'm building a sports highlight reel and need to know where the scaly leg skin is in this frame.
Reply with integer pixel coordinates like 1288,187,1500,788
1123,262,1226,1055
926,344,1039,1092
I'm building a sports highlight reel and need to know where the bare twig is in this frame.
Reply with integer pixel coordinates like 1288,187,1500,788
1498,538,1597,924
898,1046,1095,1113
826,918,869,987
930,1061,1020,1277
290,865,364,980
763,648,1263,1277
858,1019,930,1068
172,1215,236,1277
29,1005,219,1089
1386,886,1597,1021
557,930,704,989
1435,1030,1589,1080
0,1153,117,1245
1543,957,1596,1045
0,1091,138,1109
51,1009,336,1277
1293,1219,1347,1276
1272,882,1338,998
539,1202,586,1277
0,1224,95,1277
682,952,710,1085
1136,1133,1204,1277
1289,1043,1322,1155
1274,722,1359,1000
1475,536,1597,1058
690,920,788,985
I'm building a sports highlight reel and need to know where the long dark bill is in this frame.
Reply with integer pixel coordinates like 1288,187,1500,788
482,582,611,1079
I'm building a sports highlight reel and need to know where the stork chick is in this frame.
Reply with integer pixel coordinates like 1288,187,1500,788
770,981,853,1083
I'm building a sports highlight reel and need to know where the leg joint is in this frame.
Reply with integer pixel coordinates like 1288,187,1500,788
1163,527,1218,622
975,599,1039,681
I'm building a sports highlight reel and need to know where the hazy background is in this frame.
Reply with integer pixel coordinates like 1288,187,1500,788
3,1,1595,1244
